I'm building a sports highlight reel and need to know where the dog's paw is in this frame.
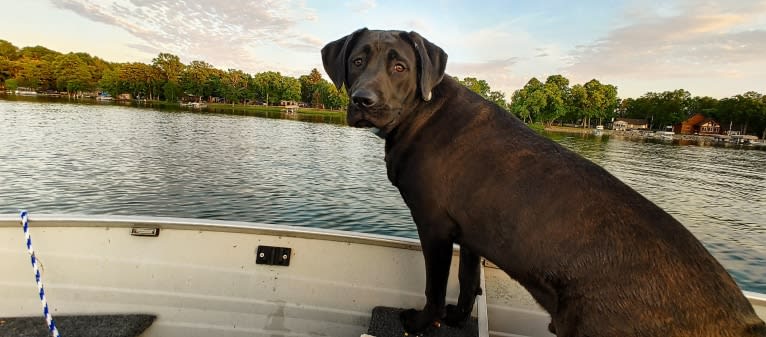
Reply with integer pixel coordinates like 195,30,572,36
443,304,470,328
400,308,437,333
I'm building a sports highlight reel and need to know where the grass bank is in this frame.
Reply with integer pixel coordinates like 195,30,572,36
205,103,347,125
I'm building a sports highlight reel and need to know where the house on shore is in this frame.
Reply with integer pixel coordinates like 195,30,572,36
280,100,300,114
676,113,721,135
613,118,649,131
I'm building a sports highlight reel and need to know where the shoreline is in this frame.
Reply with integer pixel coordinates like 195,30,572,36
545,125,765,148
2,95,763,149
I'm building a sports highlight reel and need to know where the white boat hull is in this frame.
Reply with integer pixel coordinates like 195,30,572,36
1,215,763,337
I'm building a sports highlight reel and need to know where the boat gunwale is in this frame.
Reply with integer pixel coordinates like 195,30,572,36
0,214,425,251
1,214,764,306
745,291,766,306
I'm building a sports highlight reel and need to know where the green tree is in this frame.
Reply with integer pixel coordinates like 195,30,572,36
19,46,60,62
251,71,300,104
567,84,588,125
180,60,216,100
317,81,348,110
486,90,509,110
280,75,301,102
118,62,163,100
456,76,508,109
540,74,570,126
510,77,546,123
0,57,16,85
152,53,184,84
727,92,765,135
299,68,324,105
576,79,618,127
204,68,226,99
84,55,113,90
163,81,182,102
638,89,691,130
0,40,20,60
53,53,93,96
459,77,491,97
151,53,185,101
16,59,54,90
221,68,249,104
688,96,718,117
4,78,18,91
98,65,122,96
761,95,766,139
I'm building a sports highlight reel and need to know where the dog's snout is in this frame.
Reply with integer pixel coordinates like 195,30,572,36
351,89,378,108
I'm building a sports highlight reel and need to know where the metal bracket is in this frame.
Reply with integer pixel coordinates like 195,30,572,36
256,246,291,266
130,227,160,237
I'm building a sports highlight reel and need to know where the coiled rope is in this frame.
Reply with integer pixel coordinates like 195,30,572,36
20,210,61,337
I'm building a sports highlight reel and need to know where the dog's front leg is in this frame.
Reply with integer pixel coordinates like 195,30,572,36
445,247,481,327
400,235,453,333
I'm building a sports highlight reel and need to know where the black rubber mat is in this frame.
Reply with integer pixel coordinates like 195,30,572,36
0,314,155,337
367,307,478,337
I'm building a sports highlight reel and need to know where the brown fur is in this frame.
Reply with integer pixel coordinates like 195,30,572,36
322,28,765,337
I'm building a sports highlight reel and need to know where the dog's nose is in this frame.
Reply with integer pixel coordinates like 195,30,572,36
351,89,378,108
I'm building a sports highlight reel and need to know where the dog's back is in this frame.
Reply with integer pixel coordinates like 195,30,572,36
412,77,766,336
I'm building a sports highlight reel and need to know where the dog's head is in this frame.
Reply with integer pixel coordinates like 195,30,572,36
321,28,447,137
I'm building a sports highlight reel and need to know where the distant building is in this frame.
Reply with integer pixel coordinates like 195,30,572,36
280,100,300,114
676,113,720,135
613,118,648,131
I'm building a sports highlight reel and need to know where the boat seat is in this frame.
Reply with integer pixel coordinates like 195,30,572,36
0,314,155,337
366,307,478,337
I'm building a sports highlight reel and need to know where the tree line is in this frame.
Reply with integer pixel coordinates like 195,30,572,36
618,90,766,137
0,40,349,109
2,39,764,136
508,74,766,137
510,75,618,128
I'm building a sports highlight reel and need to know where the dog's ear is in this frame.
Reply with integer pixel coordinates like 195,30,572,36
321,28,368,90
407,31,447,102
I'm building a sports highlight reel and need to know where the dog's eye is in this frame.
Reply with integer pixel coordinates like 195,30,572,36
353,58,363,66
393,63,406,72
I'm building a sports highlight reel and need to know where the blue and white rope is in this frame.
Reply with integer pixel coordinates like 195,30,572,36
20,210,61,337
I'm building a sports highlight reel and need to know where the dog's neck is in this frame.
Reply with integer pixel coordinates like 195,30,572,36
383,76,460,184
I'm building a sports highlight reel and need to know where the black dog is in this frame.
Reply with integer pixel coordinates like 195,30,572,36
322,28,765,336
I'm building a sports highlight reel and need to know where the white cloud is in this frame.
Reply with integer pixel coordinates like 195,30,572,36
563,0,766,95
345,0,377,14
50,0,322,71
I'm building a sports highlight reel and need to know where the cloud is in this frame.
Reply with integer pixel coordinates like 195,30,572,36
448,58,522,99
564,1,766,84
50,0,322,71
346,0,377,14
437,22,570,99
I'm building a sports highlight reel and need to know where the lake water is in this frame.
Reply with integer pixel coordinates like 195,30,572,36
1,98,764,294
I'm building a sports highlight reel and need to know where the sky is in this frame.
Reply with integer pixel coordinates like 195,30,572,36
3,0,766,99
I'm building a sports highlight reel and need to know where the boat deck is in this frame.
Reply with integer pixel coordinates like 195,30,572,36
367,307,478,337
0,314,155,337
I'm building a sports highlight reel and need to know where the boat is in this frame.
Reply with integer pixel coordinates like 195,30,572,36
592,125,604,136
730,134,760,145
1,214,764,337
14,88,38,96
180,102,208,109
655,130,675,140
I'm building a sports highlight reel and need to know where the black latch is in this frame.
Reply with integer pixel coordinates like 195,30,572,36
256,246,291,266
